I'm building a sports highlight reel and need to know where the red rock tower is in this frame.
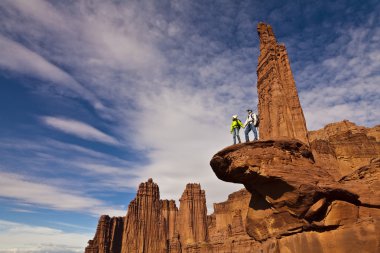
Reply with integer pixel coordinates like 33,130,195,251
256,23,309,144
85,215,124,253
121,179,167,253
177,183,208,244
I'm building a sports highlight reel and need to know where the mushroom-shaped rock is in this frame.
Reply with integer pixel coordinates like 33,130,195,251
210,140,361,240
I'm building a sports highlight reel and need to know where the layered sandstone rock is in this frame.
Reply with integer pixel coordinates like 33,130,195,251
256,23,309,144
85,215,123,253
161,199,178,243
309,120,380,178
86,180,260,253
177,183,208,244
210,140,380,252
121,178,167,253
208,189,251,241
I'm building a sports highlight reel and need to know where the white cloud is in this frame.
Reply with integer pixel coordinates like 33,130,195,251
298,21,380,130
41,116,119,145
0,35,104,110
0,171,125,216
0,219,90,253
75,163,136,177
0,138,137,193
3,0,67,30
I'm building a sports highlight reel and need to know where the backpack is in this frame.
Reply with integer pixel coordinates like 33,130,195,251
253,114,260,127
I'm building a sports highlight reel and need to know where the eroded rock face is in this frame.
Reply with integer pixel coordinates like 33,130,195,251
121,179,167,253
178,183,208,244
86,180,258,253
309,120,380,178
85,215,124,253
208,189,251,241
256,23,309,144
210,140,380,252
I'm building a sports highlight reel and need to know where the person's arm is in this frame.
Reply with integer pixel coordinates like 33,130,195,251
239,120,244,128
243,118,248,128
230,122,234,133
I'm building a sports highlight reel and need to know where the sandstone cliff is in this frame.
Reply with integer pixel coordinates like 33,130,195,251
210,140,380,251
121,179,167,253
309,120,380,178
85,215,123,253
177,183,208,244
85,180,259,253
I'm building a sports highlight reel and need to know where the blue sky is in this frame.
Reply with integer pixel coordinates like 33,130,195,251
0,0,379,252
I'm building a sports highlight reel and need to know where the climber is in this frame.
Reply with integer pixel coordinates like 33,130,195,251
230,115,243,145
243,109,259,142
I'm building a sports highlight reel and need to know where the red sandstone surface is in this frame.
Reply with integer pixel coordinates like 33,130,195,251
85,180,258,253
256,23,309,145
85,23,379,253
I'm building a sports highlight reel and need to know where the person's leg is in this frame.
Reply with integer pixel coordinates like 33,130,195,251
233,128,237,144
256,127,260,140
237,129,241,143
253,126,258,140
244,125,250,142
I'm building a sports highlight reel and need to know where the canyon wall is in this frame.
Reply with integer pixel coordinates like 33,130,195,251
309,120,380,178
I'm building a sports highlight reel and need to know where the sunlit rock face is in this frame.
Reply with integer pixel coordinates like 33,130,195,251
309,120,380,178
85,215,123,253
256,23,309,145
85,179,260,253
210,140,380,253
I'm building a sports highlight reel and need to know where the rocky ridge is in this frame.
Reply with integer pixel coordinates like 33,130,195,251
85,181,259,253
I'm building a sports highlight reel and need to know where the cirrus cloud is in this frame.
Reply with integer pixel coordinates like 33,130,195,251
41,116,119,145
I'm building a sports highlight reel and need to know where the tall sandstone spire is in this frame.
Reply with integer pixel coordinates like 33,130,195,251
121,179,167,253
256,23,309,144
85,215,124,253
177,183,208,244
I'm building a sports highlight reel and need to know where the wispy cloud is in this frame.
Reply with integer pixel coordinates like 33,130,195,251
0,35,104,110
295,14,380,129
41,116,119,145
9,208,37,214
75,163,136,177
0,171,124,216
0,219,90,253
0,138,137,193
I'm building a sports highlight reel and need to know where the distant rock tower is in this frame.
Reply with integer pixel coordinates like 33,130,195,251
256,23,309,144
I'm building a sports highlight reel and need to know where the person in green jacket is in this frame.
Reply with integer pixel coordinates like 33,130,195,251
230,115,243,144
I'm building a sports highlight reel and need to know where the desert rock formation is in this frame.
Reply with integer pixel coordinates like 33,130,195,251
309,120,380,178
177,183,208,244
85,180,260,253
256,23,309,144
85,216,123,253
85,22,379,253
210,140,380,252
